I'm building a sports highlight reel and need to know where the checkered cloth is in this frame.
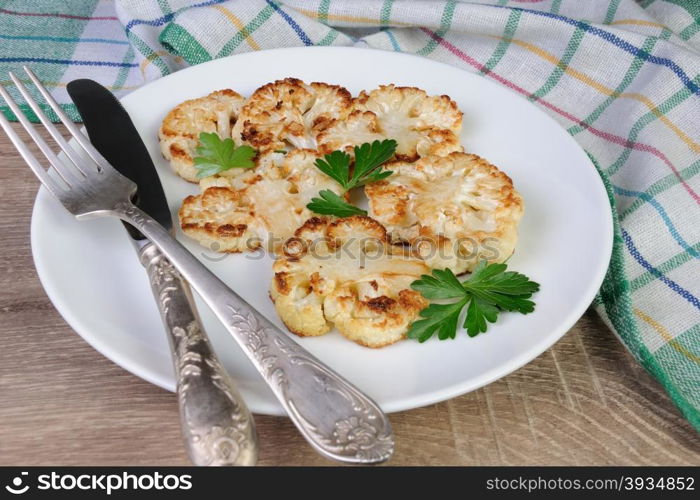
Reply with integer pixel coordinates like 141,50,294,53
1,0,698,430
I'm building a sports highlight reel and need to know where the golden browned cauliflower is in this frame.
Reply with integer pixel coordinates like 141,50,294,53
159,89,246,182
179,150,345,253
365,152,524,274
270,216,429,348
317,85,463,161
232,78,353,152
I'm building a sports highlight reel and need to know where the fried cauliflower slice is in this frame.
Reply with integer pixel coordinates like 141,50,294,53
232,78,352,152
179,150,344,253
365,152,524,274
270,216,429,348
159,89,246,182
318,85,463,161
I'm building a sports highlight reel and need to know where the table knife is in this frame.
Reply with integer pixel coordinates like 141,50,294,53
67,79,258,466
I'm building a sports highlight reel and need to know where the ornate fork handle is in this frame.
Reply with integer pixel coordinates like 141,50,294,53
139,243,258,466
118,203,393,464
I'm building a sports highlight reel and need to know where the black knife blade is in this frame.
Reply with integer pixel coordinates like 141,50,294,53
66,79,171,239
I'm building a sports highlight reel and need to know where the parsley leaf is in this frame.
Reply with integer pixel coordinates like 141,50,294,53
306,190,367,217
313,139,396,191
193,132,256,178
407,300,467,342
462,261,539,314
407,262,539,341
314,150,352,189
349,139,397,188
411,268,466,300
307,139,397,217
465,297,499,337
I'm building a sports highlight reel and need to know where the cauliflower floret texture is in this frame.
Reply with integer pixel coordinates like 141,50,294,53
233,78,353,152
365,152,524,274
159,89,245,182
179,150,345,253
318,85,463,161
270,216,429,347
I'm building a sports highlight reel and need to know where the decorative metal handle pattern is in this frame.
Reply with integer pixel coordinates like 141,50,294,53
118,203,394,464
231,306,394,462
140,243,258,466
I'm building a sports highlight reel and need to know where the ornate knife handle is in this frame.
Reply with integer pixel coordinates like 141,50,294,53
140,243,258,466
118,203,394,464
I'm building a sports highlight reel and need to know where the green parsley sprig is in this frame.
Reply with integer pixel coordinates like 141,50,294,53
193,132,256,178
408,262,540,342
306,139,397,217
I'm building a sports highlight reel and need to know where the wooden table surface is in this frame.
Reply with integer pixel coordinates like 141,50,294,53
0,124,698,466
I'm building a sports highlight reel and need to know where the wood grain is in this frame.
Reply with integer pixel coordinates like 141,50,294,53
0,124,698,466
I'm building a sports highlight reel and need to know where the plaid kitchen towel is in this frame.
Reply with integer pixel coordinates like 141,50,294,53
1,0,699,430
0,0,142,122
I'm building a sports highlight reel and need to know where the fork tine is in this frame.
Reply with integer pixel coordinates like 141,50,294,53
23,66,114,173
9,72,92,177
0,83,81,187
0,77,84,185
0,95,65,196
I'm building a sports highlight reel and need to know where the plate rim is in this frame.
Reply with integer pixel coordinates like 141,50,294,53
30,46,614,415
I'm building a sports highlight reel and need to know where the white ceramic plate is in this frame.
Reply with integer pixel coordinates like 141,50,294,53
31,47,612,415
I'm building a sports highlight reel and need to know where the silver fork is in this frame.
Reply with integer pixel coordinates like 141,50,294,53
0,66,393,465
